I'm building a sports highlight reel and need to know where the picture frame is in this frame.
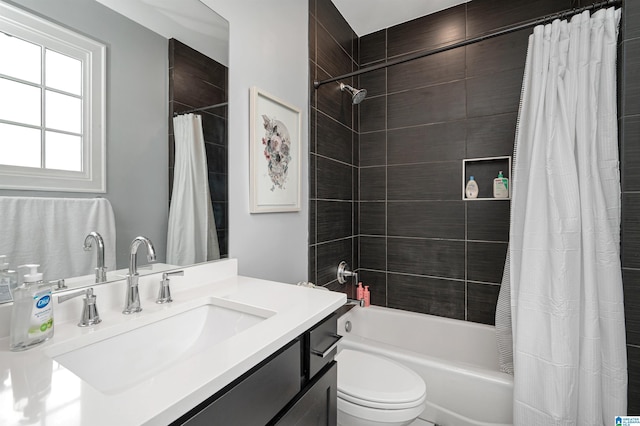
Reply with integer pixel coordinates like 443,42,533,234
249,86,301,213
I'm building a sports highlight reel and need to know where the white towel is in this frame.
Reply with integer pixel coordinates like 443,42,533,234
0,196,116,281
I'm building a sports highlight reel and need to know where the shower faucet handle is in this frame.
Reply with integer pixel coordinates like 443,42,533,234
337,261,357,285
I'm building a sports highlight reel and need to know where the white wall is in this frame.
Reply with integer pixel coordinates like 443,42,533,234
201,0,309,283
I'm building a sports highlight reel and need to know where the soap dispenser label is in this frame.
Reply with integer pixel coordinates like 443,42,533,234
28,289,53,338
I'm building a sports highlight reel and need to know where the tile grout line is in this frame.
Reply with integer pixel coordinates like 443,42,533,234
384,29,389,308
463,2,469,322
465,197,468,321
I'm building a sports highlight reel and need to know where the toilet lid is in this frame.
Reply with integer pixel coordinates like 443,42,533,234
336,349,426,409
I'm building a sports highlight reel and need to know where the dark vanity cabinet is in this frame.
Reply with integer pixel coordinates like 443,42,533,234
273,362,337,426
172,312,340,426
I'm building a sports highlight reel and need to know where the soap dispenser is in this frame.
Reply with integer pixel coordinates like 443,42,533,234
493,171,509,198
9,264,54,351
0,255,17,303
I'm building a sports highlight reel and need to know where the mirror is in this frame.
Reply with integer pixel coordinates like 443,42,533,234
0,0,229,295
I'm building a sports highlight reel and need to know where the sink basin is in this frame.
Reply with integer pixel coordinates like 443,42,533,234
48,299,274,394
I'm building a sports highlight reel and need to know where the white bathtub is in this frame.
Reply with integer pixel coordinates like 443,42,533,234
336,306,513,426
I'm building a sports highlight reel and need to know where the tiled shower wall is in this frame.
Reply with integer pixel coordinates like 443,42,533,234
310,0,639,412
358,0,592,323
309,0,359,295
168,39,228,257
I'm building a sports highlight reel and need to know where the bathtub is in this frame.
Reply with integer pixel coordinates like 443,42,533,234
336,306,513,426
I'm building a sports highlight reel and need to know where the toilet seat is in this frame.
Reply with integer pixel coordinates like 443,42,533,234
336,349,426,410
337,390,425,410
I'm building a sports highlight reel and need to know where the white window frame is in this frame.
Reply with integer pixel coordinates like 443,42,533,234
0,2,106,193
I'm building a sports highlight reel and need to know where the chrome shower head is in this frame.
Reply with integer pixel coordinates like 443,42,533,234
340,83,367,105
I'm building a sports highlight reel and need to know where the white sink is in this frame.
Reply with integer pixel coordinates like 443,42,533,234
47,298,274,394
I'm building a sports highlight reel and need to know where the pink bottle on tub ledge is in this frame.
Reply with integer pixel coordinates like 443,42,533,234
364,286,370,307
357,282,364,301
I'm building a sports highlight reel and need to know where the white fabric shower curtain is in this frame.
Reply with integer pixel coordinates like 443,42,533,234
167,113,220,265
508,8,627,423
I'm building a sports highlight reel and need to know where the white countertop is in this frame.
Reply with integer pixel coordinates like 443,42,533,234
0,259,346,426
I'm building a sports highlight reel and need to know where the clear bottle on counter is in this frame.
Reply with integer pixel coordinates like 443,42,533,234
9,264,54,351
0,255,17,303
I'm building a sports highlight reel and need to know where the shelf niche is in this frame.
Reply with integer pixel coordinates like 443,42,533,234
462,156,512,200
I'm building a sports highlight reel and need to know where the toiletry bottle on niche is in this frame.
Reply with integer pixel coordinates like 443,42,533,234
0,255,17,303
465,176,479,199
493,171,509,198
9,264,54,351
364,286,371,307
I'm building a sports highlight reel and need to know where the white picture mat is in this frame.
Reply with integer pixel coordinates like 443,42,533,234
249,87,301,213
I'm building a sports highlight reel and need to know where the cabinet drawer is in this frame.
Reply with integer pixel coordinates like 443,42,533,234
179,340,301,426
308,313,340,378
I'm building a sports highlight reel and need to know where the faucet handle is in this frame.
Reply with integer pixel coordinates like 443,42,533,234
337,261,357,285
49,278,67,290
58,288,101,327
157,270,183,304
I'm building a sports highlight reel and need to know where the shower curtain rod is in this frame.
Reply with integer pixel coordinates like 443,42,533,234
173,101,228,116
313,0,622,89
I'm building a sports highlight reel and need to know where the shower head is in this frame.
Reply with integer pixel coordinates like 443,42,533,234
340,83,367,105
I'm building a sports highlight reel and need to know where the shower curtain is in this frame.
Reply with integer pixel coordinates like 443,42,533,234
167,113,220,265
499,7,627,423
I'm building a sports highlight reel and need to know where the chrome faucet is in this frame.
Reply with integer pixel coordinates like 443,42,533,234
337,261,358,285
84,231,107,283
156,270,184,304
123,236,157,314
58,288,102,327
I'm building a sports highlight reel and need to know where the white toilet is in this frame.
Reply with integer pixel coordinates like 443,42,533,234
336,349,426,426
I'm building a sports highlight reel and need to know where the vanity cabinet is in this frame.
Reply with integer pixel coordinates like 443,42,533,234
272,362,337,426
171,312,339,426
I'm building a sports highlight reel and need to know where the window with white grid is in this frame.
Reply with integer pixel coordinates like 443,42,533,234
0,2,106,192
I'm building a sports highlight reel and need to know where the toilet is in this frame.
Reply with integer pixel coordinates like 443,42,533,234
336,349,426,426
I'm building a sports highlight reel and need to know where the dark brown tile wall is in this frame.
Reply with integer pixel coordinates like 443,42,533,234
168,39,228,257
309,0,358,296
622,0,640,414
354,0,571,323
310,0,639,410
